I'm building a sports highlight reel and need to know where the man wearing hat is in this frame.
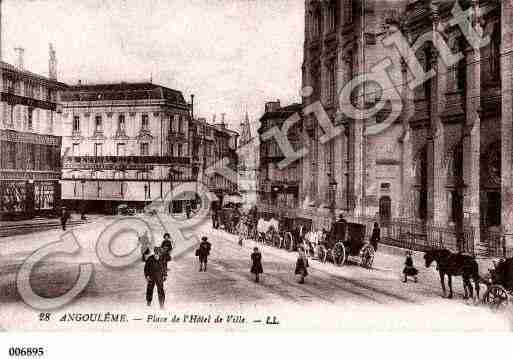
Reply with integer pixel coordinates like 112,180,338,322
144,246,166,308
330,213,347,244
196,236,212,272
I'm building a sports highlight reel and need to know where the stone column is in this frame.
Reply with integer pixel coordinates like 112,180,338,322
501,0,513,242
463,44,481,244
427,8,446,226
400,59,415,219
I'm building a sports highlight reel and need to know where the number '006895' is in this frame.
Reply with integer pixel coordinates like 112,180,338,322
8,348,44,357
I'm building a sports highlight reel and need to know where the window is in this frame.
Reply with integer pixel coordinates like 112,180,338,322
72,143,80,156
94,143,103,157
48,111,53,133
381,183,391,191
178,116,183,133
117,143,126,156
344,0,352,24
325,4,336,33
490,26,500,81
178,144,183,157
141,114,149,130
140,142,149,156
170,144,175,157
138,171,150,180
73,116,80,132
95,116,102,132
27,108,33,130
118,114,125,131
26,82,34,98
4,76,14,93
327,62,336,105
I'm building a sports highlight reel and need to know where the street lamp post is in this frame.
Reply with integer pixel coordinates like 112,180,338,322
329,176,338,222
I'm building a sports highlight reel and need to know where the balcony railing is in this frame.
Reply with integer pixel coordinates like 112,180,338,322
63,155,190,169
168,131,187,141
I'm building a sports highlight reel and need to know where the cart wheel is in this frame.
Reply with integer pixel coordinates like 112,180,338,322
332,242,346,266
284,232,294,251
274,234,282,248
315,244,326,263
360,244,375,269
482,285,509,311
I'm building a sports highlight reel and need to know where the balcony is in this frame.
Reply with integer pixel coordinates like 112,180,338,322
63,155,190,170
168,131,187,142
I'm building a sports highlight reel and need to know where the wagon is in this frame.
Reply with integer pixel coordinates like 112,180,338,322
310,222,375,268
482,257,513,311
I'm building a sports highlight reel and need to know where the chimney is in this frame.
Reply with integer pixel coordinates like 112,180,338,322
78,79,82,85
49,43,57,80
212,114,216,123
14,47,24,70
190,94,195,119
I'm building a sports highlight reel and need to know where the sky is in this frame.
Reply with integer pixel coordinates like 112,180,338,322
2,0,305,135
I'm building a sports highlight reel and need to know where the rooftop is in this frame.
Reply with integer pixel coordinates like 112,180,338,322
61,82,188,105
0,61,67,88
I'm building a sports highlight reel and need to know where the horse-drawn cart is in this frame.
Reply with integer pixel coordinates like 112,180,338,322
306,222,375,268
482,257,513,310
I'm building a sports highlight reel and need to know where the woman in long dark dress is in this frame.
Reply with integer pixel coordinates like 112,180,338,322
251,247,263,282
402,251,418,283
295,247,309,284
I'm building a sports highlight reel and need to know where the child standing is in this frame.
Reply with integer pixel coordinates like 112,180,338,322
250,247,263,283
402,251,418,283
295,247,309,284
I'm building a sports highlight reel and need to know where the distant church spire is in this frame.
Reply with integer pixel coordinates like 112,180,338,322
240,109,252,146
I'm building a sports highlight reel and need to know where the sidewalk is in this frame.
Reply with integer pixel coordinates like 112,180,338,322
0,214,100,238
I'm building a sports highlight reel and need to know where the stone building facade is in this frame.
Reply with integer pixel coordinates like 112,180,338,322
401,0,510,250
257,0,512,254
60,82,193,214
296,0,407,229
0,49,66,219
258,101,302,220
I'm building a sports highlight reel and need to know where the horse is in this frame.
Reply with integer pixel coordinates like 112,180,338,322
424,248,480,300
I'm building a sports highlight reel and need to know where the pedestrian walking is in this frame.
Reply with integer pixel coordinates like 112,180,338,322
295,247,309,284
212,209,219,229
370,222,380,252
196,236,211,272
250,247,263,283
161,233,173,273
185,202,192,219
402,251,418,283
144,247,166,309
60,207,70,231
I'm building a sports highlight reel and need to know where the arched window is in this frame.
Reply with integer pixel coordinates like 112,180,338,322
490,25,500,81
379,196,392,223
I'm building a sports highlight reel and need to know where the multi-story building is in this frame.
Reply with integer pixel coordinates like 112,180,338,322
257,101,302,221
401,0,510,252
299,0,406,230
0,47,67,220
189,116,239,206
259,0,511,255
237,111,259,208
60,82,193,214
